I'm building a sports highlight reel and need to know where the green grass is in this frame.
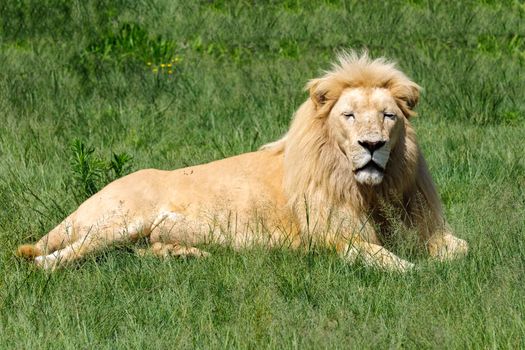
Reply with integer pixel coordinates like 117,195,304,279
1,0,524,348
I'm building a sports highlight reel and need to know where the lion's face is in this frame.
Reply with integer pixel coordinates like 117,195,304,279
328,87,405,186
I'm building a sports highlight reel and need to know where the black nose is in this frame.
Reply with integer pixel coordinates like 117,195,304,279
358,140,386,153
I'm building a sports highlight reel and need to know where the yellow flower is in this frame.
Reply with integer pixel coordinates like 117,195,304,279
168,70,173,74
160,63,166,68
146,62,152,66
153,68,158,73
167,63,172,67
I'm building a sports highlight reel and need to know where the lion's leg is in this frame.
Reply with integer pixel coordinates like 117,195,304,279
296,204,413,271
17,215,77,259
337,237,415,272
149,211,211,244
34,218,147,271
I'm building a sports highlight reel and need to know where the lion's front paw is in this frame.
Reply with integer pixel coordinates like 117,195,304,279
376,253,415,273
392,258,415,272
428,234,468,261
347,245,415,273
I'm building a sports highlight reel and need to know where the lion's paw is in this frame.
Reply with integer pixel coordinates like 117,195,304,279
428,234,468,261
352,246,415,273
376,254,414,273
146,242,210,259
391,258,415,273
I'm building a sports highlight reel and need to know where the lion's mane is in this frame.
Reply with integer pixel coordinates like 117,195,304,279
265,52,444,228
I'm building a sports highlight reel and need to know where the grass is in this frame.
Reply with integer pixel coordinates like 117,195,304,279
1,0,524,348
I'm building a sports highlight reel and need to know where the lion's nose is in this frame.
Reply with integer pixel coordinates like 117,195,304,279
358,140,386,153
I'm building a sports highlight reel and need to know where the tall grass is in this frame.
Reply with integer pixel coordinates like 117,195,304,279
0,0,524,348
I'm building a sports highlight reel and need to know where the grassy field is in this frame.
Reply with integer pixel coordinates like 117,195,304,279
1,0,524,348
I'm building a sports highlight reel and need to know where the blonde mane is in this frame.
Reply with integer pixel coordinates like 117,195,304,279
264,51,443,222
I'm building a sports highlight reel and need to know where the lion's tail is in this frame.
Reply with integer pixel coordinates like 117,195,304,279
16,244,42,259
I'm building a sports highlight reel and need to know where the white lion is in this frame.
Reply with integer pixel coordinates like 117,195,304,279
18,51,468,272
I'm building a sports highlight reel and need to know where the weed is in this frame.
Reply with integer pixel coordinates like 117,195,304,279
69,139,133,202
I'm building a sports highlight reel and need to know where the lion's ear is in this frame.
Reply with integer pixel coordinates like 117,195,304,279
394,82,420,118
306,78,328,108
404,84,419,110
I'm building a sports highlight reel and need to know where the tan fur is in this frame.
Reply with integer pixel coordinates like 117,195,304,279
18,51,467,272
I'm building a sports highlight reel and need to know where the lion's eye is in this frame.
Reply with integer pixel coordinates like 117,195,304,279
384,112,396,120
343,112,355,120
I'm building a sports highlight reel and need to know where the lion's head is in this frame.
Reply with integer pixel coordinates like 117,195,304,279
264,51,422,207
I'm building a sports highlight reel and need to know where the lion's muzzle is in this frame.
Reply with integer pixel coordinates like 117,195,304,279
353,138,390,186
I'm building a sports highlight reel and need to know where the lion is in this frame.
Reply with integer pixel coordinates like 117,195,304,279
17,51,468,272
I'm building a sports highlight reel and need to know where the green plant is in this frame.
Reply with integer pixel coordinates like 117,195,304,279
69,139,133,202
107,152,133,179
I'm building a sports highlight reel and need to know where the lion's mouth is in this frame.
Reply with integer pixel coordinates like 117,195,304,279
355,161,385,174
